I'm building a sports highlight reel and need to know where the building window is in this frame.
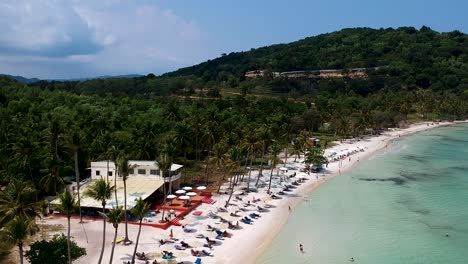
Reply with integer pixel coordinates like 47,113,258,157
108,171,113,176
150,169,158,175
138,169,146,175
129,169,134,174
96,170,100,176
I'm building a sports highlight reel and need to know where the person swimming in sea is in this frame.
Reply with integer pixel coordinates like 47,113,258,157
350,257,355,262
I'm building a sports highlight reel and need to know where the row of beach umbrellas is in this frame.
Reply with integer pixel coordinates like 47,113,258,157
167,186,206,200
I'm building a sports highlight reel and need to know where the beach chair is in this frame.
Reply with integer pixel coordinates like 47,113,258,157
241,218,251,224
207,211,218,219
194,258,202,264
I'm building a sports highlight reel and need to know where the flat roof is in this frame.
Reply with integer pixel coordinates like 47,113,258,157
52,176,164,210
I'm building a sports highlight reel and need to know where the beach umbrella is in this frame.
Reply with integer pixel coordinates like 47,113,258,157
196,186,207,190
178,195,190,200
186,192,197,197
175,190,186,195
167,194,177,199
182,186,193,191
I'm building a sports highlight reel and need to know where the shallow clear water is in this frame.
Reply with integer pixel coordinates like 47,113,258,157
257,124,468,264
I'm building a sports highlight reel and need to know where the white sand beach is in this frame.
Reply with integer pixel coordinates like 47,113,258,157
41,121,465,264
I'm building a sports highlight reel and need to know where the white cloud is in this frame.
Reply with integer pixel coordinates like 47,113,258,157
0,0,212,78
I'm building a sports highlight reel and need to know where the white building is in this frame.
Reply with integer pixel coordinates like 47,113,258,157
67,160,184,210
90,160,182,184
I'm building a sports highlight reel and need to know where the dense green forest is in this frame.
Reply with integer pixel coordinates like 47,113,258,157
1,26,468,261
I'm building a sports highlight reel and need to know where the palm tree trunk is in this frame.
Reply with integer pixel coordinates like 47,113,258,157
131,219,143,264
18,242,24,264
106,160,110,183
284,147,288,164
161,181,167,222
123,178,129,242
204,162,210,186
98,204,106,264
267,162,275,193
74,150,82,223
225,173,236,208
114,172,118,207
67,217,72,264
109,226,118,264
247,155,253,193
217,170,226,193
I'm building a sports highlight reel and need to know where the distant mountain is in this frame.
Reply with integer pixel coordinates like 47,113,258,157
50,74,143,82
164,26,467,94
0,74,40,84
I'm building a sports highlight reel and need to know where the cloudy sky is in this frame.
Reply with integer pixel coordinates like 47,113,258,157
1,0,467,79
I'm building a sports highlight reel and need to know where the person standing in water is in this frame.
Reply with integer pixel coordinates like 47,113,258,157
299,244,304,253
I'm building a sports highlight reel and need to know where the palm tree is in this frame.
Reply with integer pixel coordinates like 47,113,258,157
12,137,36,187
115,155,133,244
131,198,150,264
40,158,64,194
243,132,260,193
267,141,282,194
0,179,40,227
1,215,34,264
163,142,177,194
155,151,172,222
84,179,115,264
69,131,83,222
255,126,271,186
174,122,192,183
224,147,241,208
107,206,124,264
56,189,77,264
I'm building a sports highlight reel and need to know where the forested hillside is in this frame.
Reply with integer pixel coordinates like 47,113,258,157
166,26,468,95
29,27,468,97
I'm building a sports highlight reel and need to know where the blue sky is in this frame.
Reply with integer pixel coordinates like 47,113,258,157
0,0,466,79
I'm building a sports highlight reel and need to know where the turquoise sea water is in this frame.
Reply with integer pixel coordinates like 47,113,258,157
257,124,468,264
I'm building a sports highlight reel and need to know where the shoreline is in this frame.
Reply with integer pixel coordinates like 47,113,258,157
224,121,468,264
40,121,467,264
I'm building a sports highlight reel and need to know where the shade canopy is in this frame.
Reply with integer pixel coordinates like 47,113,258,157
167,194,177,199
233,191,244,195
178,195,190,200
186,192,197,196
196,186,206,190
55,176,164,210
182,186,193,191
175,190,186,194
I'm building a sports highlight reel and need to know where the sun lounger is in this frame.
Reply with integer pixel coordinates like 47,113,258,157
201,250,212,256
249,213,260,219
174,244,185,250
241,218,251,224
194,257,202,264
207,211,218,219
217,207,228,212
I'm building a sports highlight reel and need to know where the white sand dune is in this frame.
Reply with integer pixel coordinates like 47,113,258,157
43,121,465,264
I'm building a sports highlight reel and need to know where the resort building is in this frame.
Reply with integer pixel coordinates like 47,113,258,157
58,160,183,211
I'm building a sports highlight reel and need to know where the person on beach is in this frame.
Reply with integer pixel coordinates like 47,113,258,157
289,205,291,212
299,244,304,253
